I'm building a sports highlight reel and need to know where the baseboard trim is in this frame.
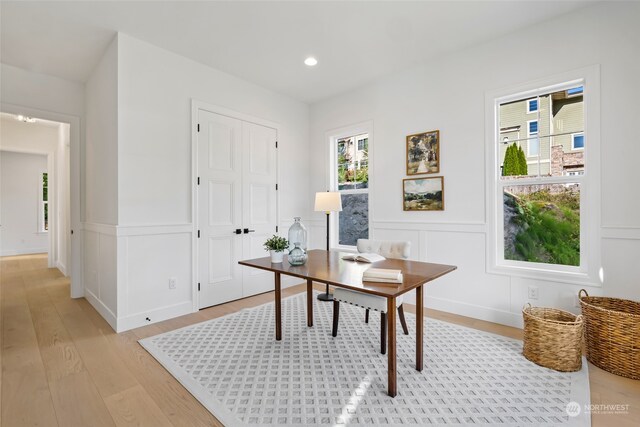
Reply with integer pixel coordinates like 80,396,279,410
56,260,68,276
117,301,194,332
85,289,118,331
0,248,48,257
426,296,523,328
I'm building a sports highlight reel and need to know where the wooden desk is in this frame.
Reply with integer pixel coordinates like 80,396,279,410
239,249,457,397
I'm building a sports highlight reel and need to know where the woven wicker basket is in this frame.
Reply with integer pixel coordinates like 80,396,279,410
522,303,584,372
578,289,640,380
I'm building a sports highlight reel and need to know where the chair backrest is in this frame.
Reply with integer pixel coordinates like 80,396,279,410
357,239,410,260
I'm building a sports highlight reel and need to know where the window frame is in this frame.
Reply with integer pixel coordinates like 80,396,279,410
571,132,585,150
39,171,49,233
485,66,601,286
526,119,540,157
327,122,373,250
526,98,538,114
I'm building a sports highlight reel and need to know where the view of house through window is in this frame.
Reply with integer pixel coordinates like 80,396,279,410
336,133,369,246
41,172,48,232
498,84,584,266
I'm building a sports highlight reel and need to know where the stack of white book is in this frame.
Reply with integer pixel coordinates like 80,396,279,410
363,268,403,284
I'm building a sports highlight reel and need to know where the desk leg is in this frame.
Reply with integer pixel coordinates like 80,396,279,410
275,272,282,341
416,285,424,371
387,296,397,397
306,279,313,327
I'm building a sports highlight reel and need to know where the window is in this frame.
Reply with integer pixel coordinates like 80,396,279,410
357,137,368,151
572,133,585,150
487,67,600,285
40,172,48,232
334,130,370,247
527,120,539,156
527,98,538,113
495,80,587,271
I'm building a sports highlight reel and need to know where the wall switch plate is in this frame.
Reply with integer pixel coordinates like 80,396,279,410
169,277,177,289
528,286,539,300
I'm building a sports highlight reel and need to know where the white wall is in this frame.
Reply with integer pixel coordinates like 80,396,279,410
85,36,118,225
83,36,119,327
117,33,310,225
0,151,48,255
309,2,640,327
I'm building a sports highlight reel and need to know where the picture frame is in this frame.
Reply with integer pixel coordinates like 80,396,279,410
403,177,444,211
406,130,439,175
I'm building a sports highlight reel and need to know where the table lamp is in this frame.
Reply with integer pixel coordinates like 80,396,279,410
314,191,342,301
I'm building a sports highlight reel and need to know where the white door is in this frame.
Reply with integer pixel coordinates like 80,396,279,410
198,110,244,308
241,121,278,296
197,110,278,308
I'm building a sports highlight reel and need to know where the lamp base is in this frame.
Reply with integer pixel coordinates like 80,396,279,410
317,292,334,302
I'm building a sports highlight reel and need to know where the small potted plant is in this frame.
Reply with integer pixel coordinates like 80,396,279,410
263,235,289,263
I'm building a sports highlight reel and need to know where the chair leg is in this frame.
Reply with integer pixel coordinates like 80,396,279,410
398,304,409,335
332,300,340,337
365,309,369,324
380,312,387,354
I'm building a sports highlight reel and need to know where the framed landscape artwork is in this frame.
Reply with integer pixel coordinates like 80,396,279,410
403,177,444,211
406,130,439,175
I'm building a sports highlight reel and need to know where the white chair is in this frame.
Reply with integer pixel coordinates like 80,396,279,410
332,239,411,354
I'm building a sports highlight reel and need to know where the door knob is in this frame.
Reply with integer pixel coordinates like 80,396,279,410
233,229,242,234
243,228,255,234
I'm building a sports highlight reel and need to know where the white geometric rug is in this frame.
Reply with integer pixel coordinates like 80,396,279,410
140,292,591,426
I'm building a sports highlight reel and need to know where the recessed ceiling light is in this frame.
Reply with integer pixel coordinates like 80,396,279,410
304,57,318,67
16,115,36,123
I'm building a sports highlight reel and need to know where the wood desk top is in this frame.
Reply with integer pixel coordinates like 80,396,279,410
239,249,457,298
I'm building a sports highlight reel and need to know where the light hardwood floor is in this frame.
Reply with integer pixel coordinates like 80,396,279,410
1,254,638,426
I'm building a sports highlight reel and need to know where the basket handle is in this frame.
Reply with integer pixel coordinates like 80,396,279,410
522,302,532,311
578,289,589,299
575,314,584,323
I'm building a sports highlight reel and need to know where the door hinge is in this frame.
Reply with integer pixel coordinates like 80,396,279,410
275,184,278,191
275,141,278,148
197,124,200,132
197,177,200,185
276,226,279,232
198,282,201,291
197,230,200,238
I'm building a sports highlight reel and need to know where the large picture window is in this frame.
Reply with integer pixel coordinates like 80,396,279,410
335,132,369,246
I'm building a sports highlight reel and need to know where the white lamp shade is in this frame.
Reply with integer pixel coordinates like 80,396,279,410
314,192,342,212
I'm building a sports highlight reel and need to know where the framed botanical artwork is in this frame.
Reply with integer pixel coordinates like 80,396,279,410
403,177,444,211
406,130,439,175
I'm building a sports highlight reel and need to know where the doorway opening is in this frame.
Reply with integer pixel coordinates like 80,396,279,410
0,107,80,297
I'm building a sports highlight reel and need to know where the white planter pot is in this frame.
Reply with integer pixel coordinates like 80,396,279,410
270,250,284,263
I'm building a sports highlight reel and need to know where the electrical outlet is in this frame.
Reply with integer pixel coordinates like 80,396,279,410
528,286,539,300
169,277,177,289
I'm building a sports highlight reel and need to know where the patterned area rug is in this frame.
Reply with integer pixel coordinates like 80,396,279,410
140,292,590,426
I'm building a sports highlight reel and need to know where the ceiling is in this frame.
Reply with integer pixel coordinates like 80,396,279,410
0,1,592,104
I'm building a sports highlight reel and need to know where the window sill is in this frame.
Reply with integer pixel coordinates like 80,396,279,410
487,262,601,287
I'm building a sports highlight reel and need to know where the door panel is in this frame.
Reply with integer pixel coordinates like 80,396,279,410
208,181,235,226
242,121,278,297
198,110,243,308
